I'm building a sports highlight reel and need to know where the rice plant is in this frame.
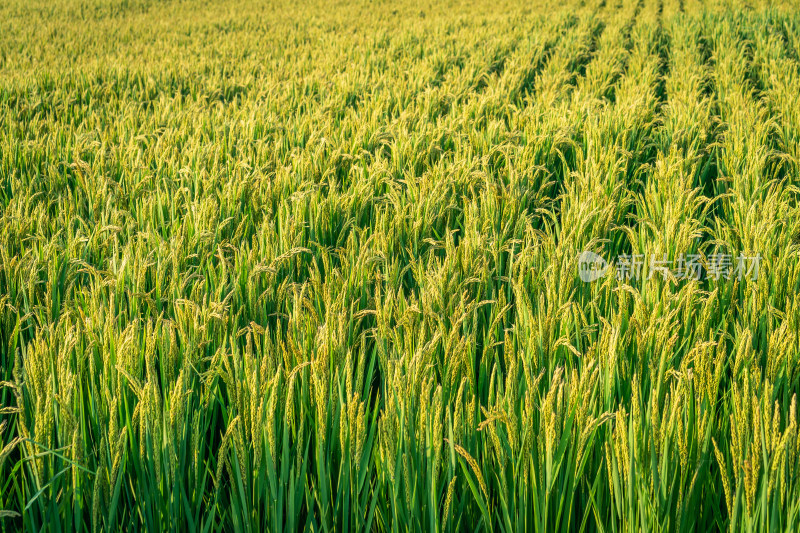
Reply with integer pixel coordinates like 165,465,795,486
2,0,800,531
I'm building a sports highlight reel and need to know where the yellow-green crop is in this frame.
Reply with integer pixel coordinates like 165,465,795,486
2,0,800,531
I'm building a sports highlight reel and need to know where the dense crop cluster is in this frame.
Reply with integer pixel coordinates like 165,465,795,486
2,0,800,530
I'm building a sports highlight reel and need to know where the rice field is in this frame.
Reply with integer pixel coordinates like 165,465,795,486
2,0,800,530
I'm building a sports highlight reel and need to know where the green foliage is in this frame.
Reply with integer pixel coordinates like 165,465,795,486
2,0,800,530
